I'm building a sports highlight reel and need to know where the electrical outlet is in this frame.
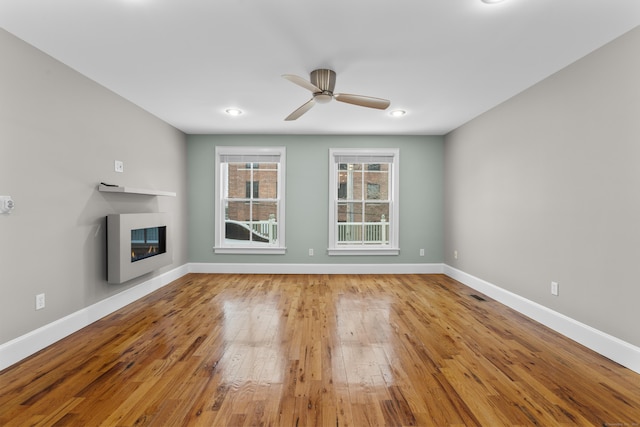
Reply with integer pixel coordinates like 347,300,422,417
0,196,15,214
114,160,124,173
551,281,559,296
454,250,458,260
308,248,314,256
35,293,45,310
419,248,425,257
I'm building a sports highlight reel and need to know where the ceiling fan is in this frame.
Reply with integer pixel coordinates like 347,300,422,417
282,69,391,121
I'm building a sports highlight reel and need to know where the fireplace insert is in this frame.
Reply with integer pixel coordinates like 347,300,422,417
107,213,172,284
131,226,167,262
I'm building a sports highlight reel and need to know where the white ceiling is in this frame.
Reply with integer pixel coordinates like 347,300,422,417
1,0,639,135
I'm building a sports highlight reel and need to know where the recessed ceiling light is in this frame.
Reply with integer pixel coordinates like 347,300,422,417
225,108,243,116
481,0,505,3
389,109,406,117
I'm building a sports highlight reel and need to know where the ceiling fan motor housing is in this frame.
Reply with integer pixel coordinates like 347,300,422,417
311,69,336,93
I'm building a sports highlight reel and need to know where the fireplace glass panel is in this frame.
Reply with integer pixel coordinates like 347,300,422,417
131,226,166,262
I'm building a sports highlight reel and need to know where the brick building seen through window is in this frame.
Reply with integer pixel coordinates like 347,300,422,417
337,163,390,225
227,162,389,226
226,163,278,222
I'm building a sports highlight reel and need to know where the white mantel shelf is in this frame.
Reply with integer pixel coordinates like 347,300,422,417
98,184,176,197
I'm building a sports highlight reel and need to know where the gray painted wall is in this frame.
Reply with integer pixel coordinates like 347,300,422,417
444,27,640,347
188,135,444,265
0,30,188,344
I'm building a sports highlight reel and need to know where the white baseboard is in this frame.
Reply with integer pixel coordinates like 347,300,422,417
188,262,445,275
0,263,440,371
444,265,640,374
0,265,189,372
4,263,638,376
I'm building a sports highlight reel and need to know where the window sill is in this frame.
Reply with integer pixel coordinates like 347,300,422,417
327,247,400,256
214,246,286,255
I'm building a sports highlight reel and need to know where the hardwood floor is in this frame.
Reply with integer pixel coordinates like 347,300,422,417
1,274,640,426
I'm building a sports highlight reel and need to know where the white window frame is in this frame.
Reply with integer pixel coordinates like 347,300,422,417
214,146,286,254
328,148,400,256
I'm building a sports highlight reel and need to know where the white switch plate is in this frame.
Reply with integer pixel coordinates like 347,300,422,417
115,160,124,173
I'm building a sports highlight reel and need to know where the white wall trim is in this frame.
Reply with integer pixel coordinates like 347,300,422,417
444,265,640,375
188,262,444,275
0,263,440,371
5,263,637,376
0,264,189,371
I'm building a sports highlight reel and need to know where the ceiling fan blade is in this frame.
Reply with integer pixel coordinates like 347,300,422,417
334,93,390,110
285,99,316,121
282,74,321,93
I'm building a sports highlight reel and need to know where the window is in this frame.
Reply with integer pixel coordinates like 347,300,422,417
214,146,286,254
328,148,399,255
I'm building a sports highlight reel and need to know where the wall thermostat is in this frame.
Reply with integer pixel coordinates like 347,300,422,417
0,196,15,214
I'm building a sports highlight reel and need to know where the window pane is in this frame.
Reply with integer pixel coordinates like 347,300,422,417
226,200,248,222
227,163,250,199
252,202,278,243
364,203,390,244
245,181,259,198
338,182,347,200
364,163,389,200
338,201,363,223
337,202,363,244
254,165,278,199
225,201,250,241
224,201,279,243
351,165,363,201
253,201,278,222
338,169,348,200
366,183,380,200
338,164,364,201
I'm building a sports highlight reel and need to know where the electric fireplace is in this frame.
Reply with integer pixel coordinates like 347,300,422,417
131,226,166,262
107,213,172,284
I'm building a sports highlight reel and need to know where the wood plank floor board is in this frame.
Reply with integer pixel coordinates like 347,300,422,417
1,273,640,426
